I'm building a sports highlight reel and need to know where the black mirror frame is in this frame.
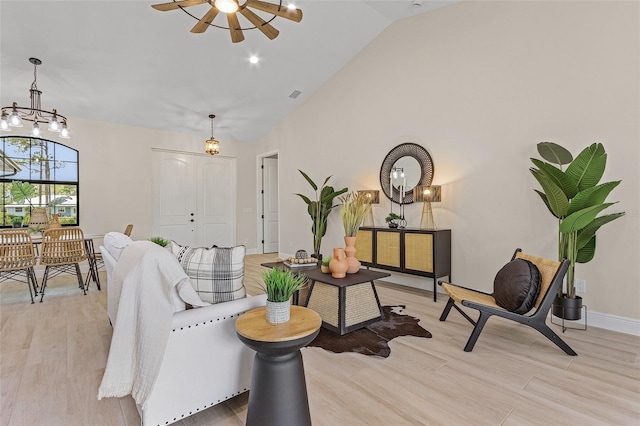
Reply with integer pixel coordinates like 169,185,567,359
379,142,434,204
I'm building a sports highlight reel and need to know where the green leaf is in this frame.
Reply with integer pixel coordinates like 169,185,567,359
576,236,596,263
295,193,311,205
567,181,621,215
530,168,569,217
533,190,557,217
560,203,613,233
298,169,318,191
10,181,35,205
565,143,606,191
537,142,573,166
531,159,577,198
576,212,625,249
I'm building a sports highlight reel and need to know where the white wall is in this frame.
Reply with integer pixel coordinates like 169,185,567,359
255,1,640,320
35,118,259,250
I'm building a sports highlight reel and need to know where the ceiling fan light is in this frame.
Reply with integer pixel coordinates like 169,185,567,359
287,3,296,10
215,0,238,13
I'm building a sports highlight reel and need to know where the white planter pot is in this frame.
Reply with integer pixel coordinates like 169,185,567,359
266,300,291,324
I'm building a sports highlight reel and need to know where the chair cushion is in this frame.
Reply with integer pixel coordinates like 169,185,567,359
492,258,541,314
169,241,246,304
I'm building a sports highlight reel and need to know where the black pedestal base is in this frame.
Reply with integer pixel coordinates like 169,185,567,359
247,351,311,426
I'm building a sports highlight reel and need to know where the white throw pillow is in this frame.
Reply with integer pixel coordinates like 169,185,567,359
169,241,246,304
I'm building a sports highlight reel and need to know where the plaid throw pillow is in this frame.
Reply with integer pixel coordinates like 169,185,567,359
170,241,246,304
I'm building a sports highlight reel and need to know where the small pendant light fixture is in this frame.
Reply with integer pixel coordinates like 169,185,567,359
205,114,220,155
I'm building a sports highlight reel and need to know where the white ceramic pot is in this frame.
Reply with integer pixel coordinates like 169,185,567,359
266,300,291,324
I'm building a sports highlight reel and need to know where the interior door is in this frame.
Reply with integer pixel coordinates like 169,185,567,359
152,150,236,247
262,156,279,253
152,150,196,246
197,155,236,247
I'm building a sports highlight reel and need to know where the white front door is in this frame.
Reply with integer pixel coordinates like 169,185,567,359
152,150,196,246
262,157,279,253
152,150,236,247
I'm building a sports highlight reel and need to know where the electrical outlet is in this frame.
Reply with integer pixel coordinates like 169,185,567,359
575,278,586,293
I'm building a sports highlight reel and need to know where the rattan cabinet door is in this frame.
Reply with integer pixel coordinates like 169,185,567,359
355,229,373,263
404,232,434,273
376,231,400,268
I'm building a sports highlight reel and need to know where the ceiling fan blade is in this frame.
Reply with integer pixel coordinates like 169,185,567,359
246,0,303,23
227,13,245,43
239,7,279,40
191,7,220,33
152,0,206,12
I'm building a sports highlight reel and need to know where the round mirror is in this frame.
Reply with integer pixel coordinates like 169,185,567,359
379,143,434,204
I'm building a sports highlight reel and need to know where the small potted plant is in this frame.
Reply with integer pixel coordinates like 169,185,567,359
261,268,307,324
149,236,169,247
11,216,23,228
385,213,401,228
321,256,332,273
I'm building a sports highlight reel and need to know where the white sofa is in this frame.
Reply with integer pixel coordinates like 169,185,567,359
100,243,267,426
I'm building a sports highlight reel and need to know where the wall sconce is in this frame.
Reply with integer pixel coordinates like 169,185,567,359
358,190,379,227
413,185,441,229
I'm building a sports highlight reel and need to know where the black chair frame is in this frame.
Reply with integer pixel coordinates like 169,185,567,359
438,249,576,356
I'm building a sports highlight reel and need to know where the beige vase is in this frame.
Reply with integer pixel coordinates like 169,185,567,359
47,213,62,230
329,247,348,279
344,236,361,274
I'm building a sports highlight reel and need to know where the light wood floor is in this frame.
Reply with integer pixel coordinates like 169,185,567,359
1,253,639,425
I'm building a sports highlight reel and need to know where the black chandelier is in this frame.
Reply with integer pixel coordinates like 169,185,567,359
1,58,70,138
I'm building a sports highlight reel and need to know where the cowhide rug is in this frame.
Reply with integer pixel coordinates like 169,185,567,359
307,305,431,358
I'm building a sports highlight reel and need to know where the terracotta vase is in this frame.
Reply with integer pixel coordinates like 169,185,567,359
344,236,361,274
329,248,348,279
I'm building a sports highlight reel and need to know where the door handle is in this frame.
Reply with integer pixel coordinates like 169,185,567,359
189,219,194,222
190,213,195,216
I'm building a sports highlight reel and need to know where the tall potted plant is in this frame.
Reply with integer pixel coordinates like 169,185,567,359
295,170,347,262
339,191,371,273
530,142,625,319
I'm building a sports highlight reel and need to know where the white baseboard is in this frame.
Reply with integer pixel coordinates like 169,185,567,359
574,311,640,336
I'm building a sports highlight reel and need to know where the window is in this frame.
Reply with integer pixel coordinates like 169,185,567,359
0,136,79,227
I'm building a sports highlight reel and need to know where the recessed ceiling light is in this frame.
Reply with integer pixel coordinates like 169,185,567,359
249,55,259,64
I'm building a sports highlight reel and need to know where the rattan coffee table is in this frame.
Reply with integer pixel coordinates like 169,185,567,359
303,267,390,335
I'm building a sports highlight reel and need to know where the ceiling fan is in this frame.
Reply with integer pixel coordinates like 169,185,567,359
151,0,303,43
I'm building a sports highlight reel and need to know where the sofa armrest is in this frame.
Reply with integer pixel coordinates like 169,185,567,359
171,294,267,330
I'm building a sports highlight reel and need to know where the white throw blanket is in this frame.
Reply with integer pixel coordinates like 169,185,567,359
98,241,208,407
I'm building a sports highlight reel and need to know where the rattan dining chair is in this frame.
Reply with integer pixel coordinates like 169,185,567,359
0,229,39,304
123,224,133,237
39,227,88,302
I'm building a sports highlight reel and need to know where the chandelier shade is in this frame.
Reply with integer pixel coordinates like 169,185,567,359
205,114,220,155
1,58,70,138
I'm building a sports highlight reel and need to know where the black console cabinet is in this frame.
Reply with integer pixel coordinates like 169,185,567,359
355,227,451,302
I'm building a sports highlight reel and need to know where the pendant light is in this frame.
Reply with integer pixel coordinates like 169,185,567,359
205,114,220,155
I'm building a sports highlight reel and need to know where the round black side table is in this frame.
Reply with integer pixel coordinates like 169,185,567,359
236,305,321,426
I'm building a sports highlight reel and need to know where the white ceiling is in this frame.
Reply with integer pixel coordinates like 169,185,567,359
1,0,454,143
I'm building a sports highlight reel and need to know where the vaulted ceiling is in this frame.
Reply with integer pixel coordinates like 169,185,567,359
1,1,454,143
